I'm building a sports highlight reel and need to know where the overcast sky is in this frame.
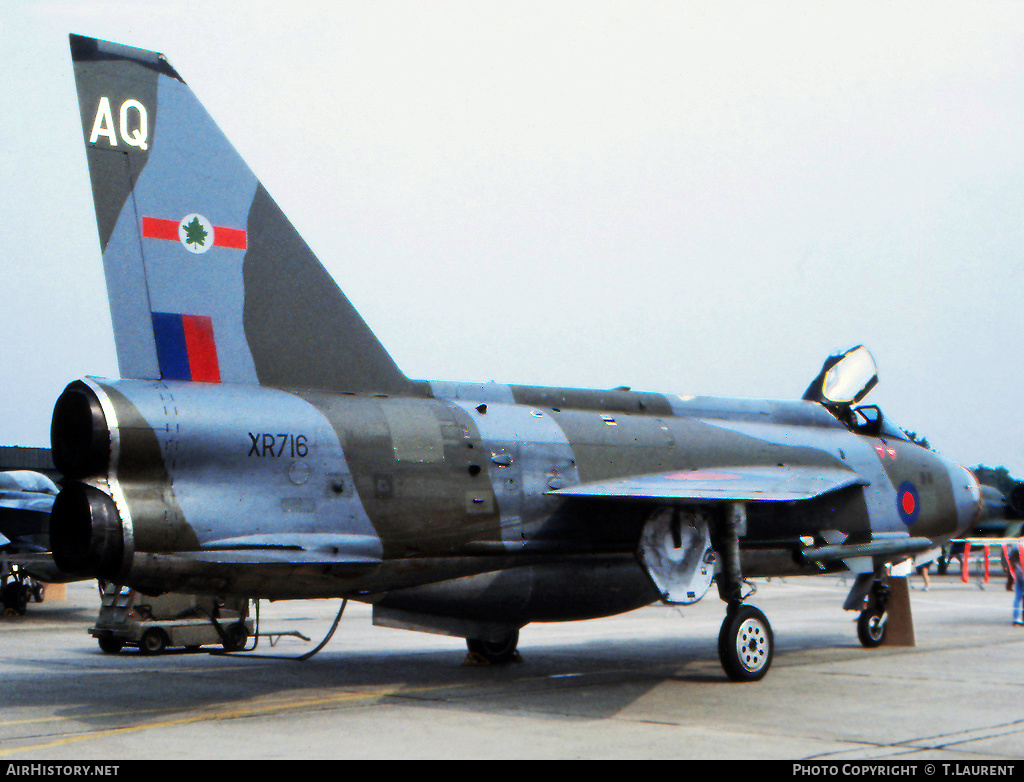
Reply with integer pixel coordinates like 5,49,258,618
2,1,1023,478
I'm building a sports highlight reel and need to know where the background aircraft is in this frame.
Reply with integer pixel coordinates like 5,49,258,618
48,35,982,681
0,470,64,614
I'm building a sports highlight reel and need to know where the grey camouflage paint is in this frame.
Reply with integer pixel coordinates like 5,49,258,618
52,35,983,646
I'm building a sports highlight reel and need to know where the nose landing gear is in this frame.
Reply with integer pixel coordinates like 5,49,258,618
856,576,890,648
857,605,887,647
846,571,900,648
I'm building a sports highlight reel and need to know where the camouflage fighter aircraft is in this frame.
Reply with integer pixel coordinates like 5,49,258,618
49,35,983,680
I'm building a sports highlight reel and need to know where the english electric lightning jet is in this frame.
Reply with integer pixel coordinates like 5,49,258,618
49,34,982,680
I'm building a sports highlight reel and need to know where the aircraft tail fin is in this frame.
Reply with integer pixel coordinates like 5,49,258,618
70,34,414,395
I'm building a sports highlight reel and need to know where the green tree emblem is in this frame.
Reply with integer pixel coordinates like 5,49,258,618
182,216,208,249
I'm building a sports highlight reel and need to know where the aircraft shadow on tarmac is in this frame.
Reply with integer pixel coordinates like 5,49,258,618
0,616,874,733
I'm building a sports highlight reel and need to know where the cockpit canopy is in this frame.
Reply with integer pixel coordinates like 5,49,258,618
803,345,878,406
804,346,914,443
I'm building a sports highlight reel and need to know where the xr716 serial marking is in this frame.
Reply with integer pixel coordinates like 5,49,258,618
48,34,983,681
248,433,310,458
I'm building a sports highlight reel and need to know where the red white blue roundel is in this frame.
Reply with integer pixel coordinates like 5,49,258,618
897,481,920,526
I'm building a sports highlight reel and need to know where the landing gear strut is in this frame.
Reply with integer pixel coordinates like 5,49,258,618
714,503,774,681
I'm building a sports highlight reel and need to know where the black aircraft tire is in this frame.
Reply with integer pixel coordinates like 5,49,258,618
718,605,773,682
857,607,887,648
139,627,169,655
222,622,249,652
466,630,519,664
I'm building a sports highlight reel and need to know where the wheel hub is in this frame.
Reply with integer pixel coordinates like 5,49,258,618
868,614,885,641
735,617,769,672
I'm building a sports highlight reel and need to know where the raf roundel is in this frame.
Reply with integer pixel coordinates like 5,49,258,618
897,481,920,526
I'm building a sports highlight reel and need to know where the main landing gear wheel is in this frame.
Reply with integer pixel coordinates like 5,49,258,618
221,621,249,652
857,606,887,648
718,604,773,682
466,630,520,664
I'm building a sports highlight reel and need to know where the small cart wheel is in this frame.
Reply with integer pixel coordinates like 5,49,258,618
98,637,124,654
140,627,169,655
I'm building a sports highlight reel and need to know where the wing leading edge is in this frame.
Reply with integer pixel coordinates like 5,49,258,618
547,465,866,504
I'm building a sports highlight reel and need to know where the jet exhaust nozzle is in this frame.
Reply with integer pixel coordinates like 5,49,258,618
51,381,111,480
50,483,124,579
